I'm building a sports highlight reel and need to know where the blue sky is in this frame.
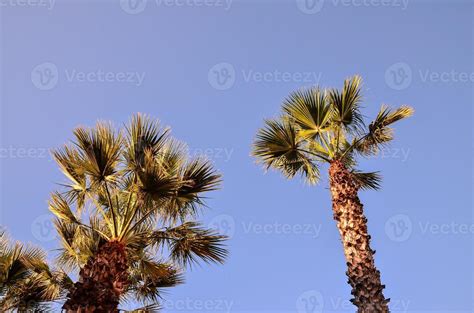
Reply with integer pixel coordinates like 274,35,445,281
0,0,472,312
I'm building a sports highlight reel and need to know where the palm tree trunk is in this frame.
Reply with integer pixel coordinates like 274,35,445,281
63,241,129,313
329,160,389,313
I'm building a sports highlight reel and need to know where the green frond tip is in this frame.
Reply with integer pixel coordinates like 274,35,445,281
72,122,123,185
282,87,332,139
151,222,228,267
252,118,321,185
328,75,365,133
351,170,382,190
125,113,170,172
48,192,78,224
357,105,414,155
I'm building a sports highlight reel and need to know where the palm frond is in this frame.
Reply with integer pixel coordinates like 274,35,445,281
282,88,333,139
136,149,179,202
151,222,228,267
125,302,161,312
163,158,221,221
351,170,382,190
356,105,414,155
73,122,123,186
0,235,66,311
252,118,321,184
125,113,170,173
128,258,184,303
52,145,87,212
49,192,78,224
328,75,364,133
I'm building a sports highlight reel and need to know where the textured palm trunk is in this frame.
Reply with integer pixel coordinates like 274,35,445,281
329,160,389,313
63,241,129,313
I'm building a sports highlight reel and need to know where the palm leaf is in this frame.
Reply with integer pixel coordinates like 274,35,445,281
151,222,228,267
252,119,321,184
125,113,170,172
73,122,123,186
52,145,87,212
357,105,414,155
282,88,333,139
351,170,382,190
328,75,364,133
49,192,78,224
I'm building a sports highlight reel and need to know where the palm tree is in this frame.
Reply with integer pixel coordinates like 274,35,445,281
0,230,72,311
252,76,413,312
47,114,228,312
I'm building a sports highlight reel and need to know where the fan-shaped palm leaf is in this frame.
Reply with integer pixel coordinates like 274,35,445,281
283,87,333,139
356,105,414,155
328,75,364,133
253,119,321,184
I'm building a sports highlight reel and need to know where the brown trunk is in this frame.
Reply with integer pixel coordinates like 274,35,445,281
329,160,389,313
63,241,129,313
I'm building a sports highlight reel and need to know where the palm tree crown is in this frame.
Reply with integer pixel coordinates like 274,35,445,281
253,75,413,312
48,113,227,309
253,75,414,187
0,231,72,311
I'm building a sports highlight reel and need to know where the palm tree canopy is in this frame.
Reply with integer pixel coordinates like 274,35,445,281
252,75,414,188
48,113,227,307
0,231,72,311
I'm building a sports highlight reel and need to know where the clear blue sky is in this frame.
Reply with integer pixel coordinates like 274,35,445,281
1,0,472,312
